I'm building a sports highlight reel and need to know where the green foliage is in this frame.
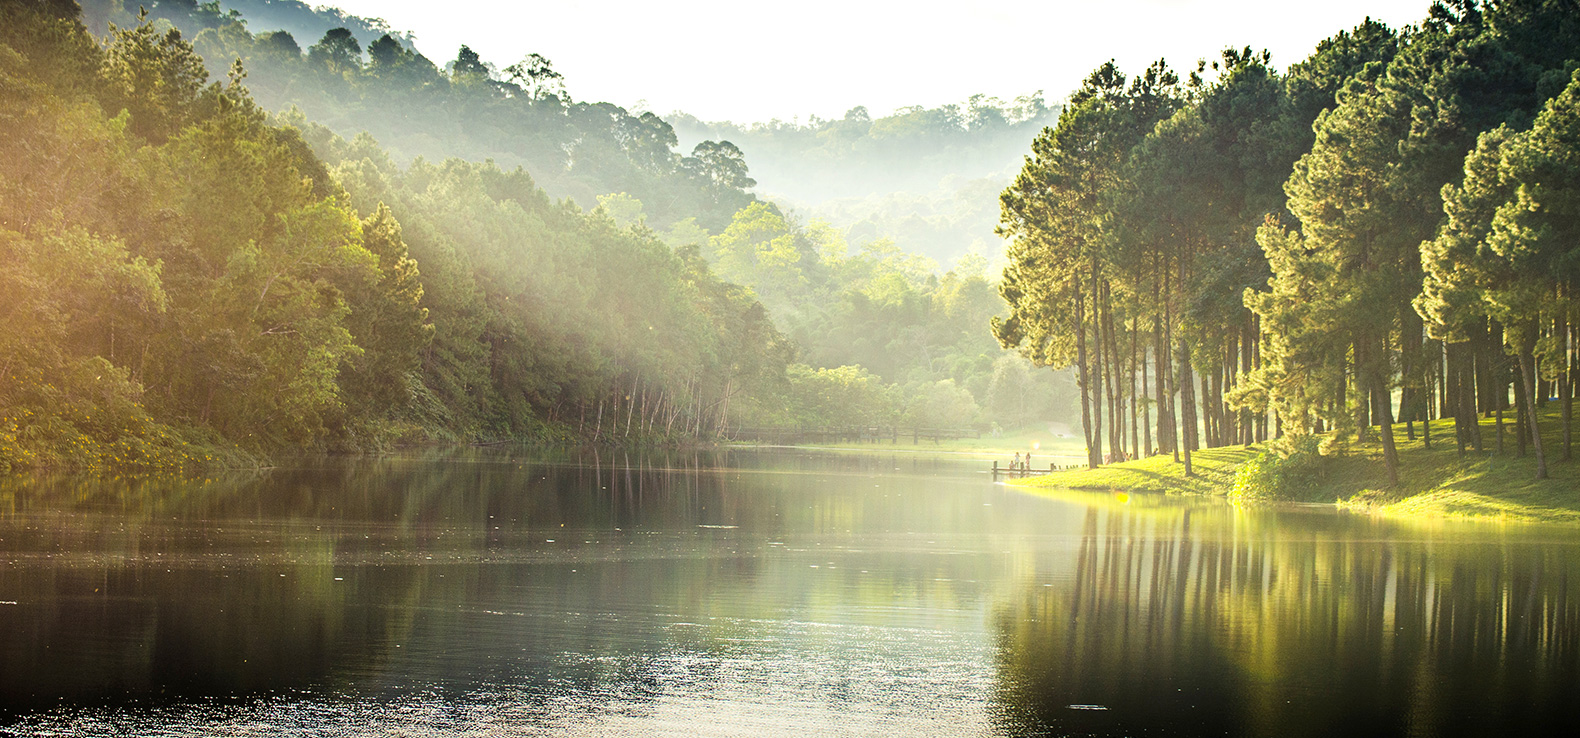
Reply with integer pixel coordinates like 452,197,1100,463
683,198,1051,431
1,6,801,472
901,379,981,429
1230,435,1328,501
779,365,899,427
99,8,216,142
123,4,765,230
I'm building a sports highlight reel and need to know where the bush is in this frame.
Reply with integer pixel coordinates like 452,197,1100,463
1,358,209,474
1231,435,1329,501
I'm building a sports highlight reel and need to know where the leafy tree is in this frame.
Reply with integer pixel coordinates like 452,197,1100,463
99,9,214,142
339,203,435,432
996,60,1182,469
503,53,565,101
307,27,360,74
448,44,490,86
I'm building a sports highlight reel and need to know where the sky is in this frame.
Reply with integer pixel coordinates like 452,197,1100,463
326,0,1432,124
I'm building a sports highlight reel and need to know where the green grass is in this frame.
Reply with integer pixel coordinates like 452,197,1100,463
1014,404,1580,525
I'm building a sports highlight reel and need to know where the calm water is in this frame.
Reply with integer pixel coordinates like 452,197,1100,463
1,447,1577,737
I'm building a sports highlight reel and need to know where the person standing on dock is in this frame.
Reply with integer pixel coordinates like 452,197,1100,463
1024,452,1032,471
1012,452,1021,473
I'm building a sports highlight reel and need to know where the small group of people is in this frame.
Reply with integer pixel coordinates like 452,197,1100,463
1010,451,1033,471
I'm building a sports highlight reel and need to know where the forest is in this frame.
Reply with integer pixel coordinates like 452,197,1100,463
995,0,1580,485
0,0,1072,474
669,95,1059,264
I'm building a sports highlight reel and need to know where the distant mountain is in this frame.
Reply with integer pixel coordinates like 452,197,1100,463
667,96,1060,266
80,0,415,51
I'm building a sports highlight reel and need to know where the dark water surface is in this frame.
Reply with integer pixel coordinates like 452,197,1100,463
1,447,1577,737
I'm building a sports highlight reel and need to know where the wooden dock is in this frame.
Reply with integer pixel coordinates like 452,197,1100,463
991,461,1080,480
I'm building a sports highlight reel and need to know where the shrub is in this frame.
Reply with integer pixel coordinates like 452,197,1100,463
1231,435,1329,501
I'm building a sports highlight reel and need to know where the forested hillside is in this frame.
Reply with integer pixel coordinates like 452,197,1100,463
90,0,1074,433
671,97,1059,264
650,201,1078,431
0,1,799,472
81,0,415,53
997,0,1580,486
79,0,758,232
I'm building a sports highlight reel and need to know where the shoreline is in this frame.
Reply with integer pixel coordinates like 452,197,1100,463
1004,411,1580,526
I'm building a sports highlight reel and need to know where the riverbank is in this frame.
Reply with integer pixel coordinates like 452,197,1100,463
726,427,1089,460
1010,407,1580,525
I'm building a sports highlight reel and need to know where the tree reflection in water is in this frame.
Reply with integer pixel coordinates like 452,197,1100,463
3,450,1579,736
992,503,1580,737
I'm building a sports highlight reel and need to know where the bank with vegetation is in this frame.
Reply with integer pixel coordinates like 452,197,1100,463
994,0,1580,504
1012,403,1580,524
1,1,1074,476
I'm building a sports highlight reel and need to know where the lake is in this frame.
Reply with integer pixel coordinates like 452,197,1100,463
1,447,1577,737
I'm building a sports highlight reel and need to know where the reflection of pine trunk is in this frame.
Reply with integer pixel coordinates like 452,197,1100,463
1519,341,1548,479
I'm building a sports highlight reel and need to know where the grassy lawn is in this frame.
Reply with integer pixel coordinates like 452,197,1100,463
1012,405,1580,525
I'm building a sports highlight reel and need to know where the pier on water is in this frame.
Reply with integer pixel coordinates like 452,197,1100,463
992,460,1082,480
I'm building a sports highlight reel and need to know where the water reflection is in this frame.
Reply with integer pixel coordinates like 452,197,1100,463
992,500,1580,737
0,448,1577,736
0,448,1011,735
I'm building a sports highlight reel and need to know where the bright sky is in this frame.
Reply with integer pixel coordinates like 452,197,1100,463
325,0,1431,123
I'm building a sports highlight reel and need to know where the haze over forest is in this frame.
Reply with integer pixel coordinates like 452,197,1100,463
11,0,1580,496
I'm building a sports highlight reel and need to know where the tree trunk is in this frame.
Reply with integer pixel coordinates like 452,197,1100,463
1475,322,1496,416
1459,343,1483,452
1076,291,1099,470
1373,336,1399,487
1561,309,1572,462
1179,332,1196,477
1130,320,1141,460
1142,342,1153,457
1090,255,1104,466
1402,316,1421,442
1155,301,1175,457
1353,339,1372,440
1241,319,1254,446
626,377,639,437
1519,340,1549,479
1102,284,1121,460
